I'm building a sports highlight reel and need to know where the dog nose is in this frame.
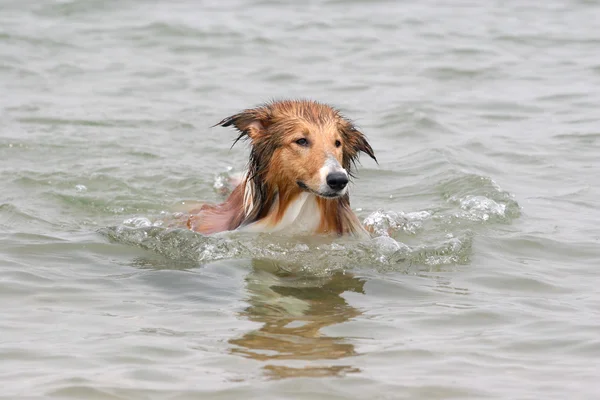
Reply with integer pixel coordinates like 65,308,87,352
326,172,348,191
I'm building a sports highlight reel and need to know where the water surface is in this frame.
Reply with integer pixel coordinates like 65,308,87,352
1,0,600,398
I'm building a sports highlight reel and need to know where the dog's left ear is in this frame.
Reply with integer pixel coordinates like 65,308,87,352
356,132,377,163
214,107,270,146
344,127,377,164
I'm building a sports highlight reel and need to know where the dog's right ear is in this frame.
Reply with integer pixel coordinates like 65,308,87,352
213,108,270,146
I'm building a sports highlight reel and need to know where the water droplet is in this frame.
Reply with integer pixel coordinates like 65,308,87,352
123,217,152,228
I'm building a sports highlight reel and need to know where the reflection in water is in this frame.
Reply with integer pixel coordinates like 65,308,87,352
230,259,365,379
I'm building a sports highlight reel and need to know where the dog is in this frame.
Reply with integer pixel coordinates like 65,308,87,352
184,99,376,237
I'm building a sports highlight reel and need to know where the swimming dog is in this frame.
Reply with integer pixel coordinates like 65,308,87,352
185,99,376,237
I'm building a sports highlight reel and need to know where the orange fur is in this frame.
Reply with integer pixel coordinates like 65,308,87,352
185,100,376,236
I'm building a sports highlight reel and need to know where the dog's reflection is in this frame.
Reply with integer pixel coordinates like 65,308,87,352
229,259,365,379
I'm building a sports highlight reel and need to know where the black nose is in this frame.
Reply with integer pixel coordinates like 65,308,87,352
326,172,348,191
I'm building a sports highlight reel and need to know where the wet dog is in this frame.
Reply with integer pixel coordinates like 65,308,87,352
185,99,376,236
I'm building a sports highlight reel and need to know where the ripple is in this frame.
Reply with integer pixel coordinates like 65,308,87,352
98,170,520,272
2,0,598,397
0,203,55,231
102,214,476,272
0,32,77,49
439,173,521,223
410,233,473,267
423,65,500,80
455,195,507,222
363,209,432,236
129,22,243,40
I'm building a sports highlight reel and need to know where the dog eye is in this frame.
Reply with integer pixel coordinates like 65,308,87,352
295,138,309,146
335,140,341,148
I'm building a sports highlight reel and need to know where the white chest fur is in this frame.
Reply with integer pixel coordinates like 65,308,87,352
238,192,322,234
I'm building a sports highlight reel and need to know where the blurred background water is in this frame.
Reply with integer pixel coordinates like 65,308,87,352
1,0,600,398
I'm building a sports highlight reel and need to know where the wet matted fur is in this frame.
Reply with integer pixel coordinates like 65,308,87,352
186,99,376,236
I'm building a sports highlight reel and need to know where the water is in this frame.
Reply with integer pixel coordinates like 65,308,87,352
1,0,600,398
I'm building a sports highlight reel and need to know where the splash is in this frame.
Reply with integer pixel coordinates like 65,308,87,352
103,172,518,272
454,195,507,222
440,173,521,223
102,219,467,273
363,209,432,236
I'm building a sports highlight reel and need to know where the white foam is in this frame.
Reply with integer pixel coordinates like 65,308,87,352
122,217,152,228
363,209,431,236
457,195,506,221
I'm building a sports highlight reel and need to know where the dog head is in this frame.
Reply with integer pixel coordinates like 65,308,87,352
216,99,376,199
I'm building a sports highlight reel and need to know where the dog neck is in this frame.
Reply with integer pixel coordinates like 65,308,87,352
187,176,367,237
237,178,367,236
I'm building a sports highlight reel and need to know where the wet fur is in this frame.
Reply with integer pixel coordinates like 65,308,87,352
186,99,376,236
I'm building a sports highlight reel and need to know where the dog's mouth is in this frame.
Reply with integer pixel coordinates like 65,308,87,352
297,181,343,199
